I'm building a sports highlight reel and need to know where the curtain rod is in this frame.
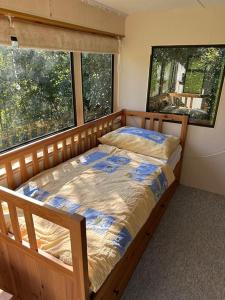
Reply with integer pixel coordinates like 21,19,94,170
0,7,124,39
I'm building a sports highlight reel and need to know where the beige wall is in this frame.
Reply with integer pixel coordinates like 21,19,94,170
0,0,125,35
119,5,225,195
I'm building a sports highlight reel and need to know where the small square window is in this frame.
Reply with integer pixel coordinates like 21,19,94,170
147,46,225,127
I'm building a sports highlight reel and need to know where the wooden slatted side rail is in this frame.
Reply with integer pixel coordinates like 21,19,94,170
0,186,89,300
0,110,123,190
123,110,188,150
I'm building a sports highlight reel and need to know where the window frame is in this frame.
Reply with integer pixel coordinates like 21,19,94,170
146,44,225,128
80,52,114,123
0,48,77,154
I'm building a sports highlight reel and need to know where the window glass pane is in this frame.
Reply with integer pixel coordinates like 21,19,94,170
184,71,204,94
162,62,173,93
0,45,75,152
184,57,205,94
81,53,113,123
147,46,225,126
150,61,162,97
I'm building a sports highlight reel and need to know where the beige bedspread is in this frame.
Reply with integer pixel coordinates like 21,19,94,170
4,145,175,292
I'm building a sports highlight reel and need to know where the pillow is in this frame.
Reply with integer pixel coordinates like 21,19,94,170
99,126,180,160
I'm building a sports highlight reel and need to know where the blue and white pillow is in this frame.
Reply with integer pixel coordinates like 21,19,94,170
99,126,180,160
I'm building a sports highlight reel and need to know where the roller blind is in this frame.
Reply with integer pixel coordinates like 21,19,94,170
0,16,11,45
13,19,120,54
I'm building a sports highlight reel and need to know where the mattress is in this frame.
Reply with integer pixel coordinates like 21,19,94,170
150,145,182,170
3,145,175,293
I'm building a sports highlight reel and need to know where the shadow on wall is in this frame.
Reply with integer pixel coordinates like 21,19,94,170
181,150,225,196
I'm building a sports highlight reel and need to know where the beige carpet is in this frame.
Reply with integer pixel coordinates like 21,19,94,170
122,185,225,300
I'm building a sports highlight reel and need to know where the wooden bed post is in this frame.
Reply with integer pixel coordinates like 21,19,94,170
70,216,89,300
121,109,126,126
0,187,89,300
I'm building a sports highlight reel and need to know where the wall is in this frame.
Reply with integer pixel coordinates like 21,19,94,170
0,0,125,35
119,5,225,195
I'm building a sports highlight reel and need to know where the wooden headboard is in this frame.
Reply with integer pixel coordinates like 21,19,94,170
123,110,188,149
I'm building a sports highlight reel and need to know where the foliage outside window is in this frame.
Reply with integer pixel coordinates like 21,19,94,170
0,45,75,152
81,53,113,123
147,46,225,126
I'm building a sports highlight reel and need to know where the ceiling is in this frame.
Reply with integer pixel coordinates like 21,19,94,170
89,0,225,15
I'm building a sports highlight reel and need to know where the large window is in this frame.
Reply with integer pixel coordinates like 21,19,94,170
0,45,75,152
147,46,225,126
0,45,115,153
81,53,114,123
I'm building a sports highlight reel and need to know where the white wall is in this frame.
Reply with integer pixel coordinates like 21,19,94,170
119,5,225,195
0,0,125,35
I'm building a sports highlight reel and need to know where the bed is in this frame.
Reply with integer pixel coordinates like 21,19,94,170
0,110,188,300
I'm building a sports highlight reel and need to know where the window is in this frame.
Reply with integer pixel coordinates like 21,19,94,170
81,53,114,123
0,45,75,152
147,46,225,126
0,45,115,153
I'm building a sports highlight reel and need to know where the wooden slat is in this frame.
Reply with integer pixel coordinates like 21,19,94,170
24,209,38,251
121,111,126,126
0,201,7,234
105,122,109,133
108,122,113,132
19,156,29,183
106,122,110,133
5,162,16,190
88,128,93,149
70,218,89,300
87,131,91,150
8,203,22,242
105,121,109,133
141,118,145,129
158,119,163,132
98,124,103,138
92,129,97,148
83,132,88,152
53,143,59,166
77,133,82,155
180,115,189,149
101,124,105,136
43,146,50,169
149,118,154,130
87,132,91,150
62,140,67,162
32,152,39,175
71,136,76,157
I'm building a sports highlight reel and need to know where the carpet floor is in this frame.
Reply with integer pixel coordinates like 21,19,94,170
121,185,225,300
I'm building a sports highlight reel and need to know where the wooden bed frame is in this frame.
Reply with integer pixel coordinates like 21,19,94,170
0,110,188,300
